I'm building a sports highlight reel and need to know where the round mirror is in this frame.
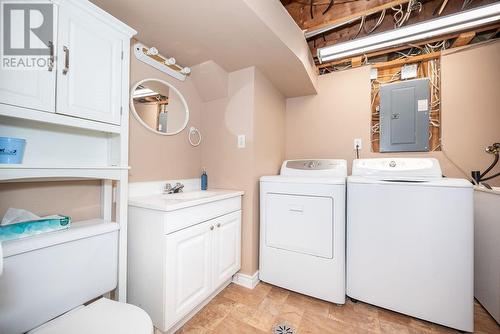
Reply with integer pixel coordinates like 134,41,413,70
130,79,189,135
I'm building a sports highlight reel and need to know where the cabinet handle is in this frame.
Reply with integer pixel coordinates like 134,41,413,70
48,41,54,72
210,226,214,231
217,223,221,228
63,46,69,75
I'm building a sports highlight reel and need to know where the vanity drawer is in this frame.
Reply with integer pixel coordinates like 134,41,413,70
163,196,241,234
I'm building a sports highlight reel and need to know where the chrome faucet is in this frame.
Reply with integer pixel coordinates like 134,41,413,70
163,182,184,194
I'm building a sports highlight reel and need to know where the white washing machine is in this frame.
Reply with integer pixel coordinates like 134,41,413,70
260,159,347,304
347,158,474,332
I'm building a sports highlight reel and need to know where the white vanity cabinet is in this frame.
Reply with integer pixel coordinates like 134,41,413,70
0,0,131,125
213,212,242,288
165,211,241,329
127,190,243,333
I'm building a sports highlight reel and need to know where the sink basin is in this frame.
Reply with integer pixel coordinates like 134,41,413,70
128,187,243,212
162,191,218,200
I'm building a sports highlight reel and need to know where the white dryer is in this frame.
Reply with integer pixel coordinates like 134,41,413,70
260,159,346,304
347,158,474,332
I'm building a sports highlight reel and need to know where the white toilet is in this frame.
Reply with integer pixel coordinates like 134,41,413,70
0,220,153,334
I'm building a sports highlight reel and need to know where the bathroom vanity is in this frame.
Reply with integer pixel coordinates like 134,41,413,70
127,180,243,333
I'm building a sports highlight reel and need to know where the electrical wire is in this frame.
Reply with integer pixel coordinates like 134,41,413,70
462,0,474,10
352,15,366,39
363,9,386,34
392,0,422,28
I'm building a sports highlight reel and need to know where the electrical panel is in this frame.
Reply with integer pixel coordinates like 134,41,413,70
379,78,430,152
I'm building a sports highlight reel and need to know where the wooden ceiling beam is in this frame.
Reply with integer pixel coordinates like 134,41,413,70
451,31,476,47
351,56,363,67
372,51,441,69
305,0,411,38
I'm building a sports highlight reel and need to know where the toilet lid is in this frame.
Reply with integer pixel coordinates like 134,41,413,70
29,298,153,334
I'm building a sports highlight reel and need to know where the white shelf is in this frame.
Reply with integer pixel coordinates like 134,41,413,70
0,103,122,134
0,165,130,182
3,218,119,257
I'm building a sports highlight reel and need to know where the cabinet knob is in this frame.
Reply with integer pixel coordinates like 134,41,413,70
210,226,214,231
217,223,221,228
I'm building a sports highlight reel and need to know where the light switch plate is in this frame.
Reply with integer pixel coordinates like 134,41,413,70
237,135,246,148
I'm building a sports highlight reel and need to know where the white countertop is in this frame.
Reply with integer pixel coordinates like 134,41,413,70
128,189,244,212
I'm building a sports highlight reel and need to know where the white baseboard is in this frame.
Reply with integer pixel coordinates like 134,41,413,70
232,271,260,289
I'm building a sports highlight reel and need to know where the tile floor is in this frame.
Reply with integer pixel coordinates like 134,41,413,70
178,282,499,334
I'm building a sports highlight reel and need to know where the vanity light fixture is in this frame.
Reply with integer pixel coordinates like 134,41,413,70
134,43,191,81
317,3,500,63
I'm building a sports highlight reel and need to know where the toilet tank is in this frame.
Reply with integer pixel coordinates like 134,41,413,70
0,220,119,334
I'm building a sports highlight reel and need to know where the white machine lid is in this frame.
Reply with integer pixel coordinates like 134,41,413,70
280,159,347,178
351,158,442,180
29,298,153,334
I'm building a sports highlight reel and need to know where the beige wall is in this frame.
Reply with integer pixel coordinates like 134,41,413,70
134,102,158,130
202,67,256,274
129,41,203,182
0,181,101,221
252,69,286,272
441,41,500,186
286,41,500,186
201,67,286,275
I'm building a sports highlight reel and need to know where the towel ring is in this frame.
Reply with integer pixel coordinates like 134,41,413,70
188,126,202,147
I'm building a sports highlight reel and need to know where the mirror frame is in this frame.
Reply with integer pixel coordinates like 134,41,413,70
130,78,190,136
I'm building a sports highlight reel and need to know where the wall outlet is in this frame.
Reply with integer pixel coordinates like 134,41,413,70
354,138,362,150
237,135,246,148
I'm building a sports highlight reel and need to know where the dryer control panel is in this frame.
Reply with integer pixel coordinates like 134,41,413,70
280,159,347,177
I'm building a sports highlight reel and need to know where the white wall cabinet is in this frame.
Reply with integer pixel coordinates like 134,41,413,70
0,65,56,113
56,2,123,124
128,197,242,333
0,3,57,113
0,0,126,125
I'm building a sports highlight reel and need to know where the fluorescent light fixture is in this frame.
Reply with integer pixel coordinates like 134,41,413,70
317,3,500,63
132,88,158,98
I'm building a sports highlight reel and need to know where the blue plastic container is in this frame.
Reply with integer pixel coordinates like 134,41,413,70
0,137,26,164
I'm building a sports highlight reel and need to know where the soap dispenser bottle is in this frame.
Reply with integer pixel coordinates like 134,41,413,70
201,168,208,190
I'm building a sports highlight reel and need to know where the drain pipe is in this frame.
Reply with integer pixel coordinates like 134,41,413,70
472,143,500,185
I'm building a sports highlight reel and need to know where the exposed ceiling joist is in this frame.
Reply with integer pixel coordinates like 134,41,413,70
305,0,411,38
451,31,476,47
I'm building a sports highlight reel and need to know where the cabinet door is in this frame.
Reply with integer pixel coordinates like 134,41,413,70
56,2,122,125
0,4,56,113
165,220,213,329
213,211,241,288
